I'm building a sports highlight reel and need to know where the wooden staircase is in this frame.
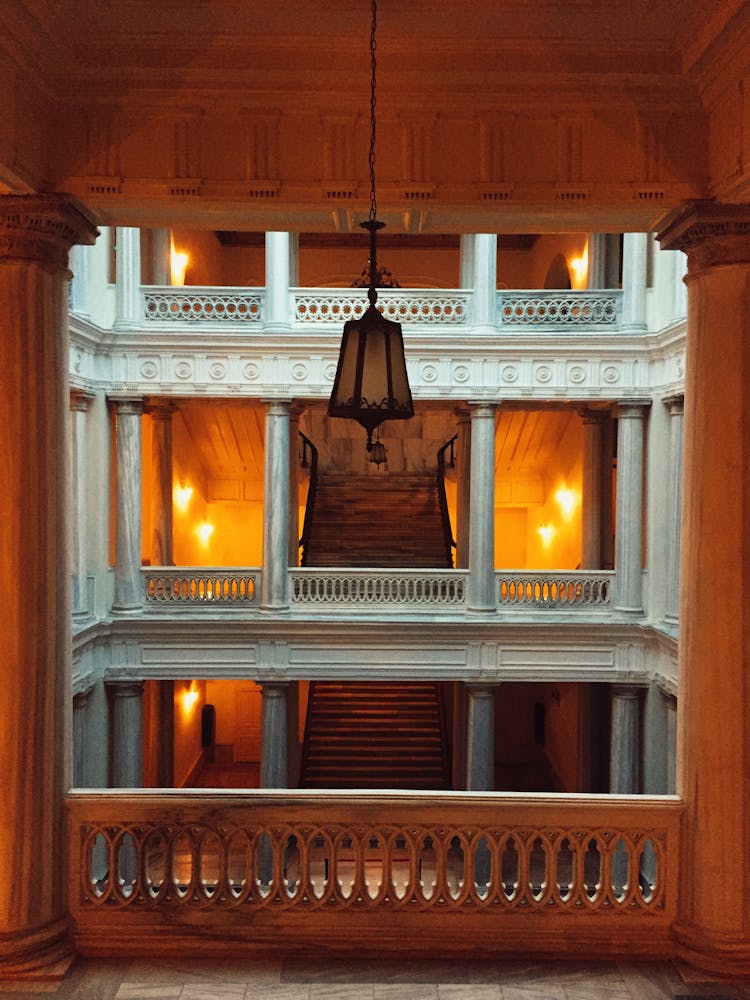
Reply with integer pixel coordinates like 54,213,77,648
300,681,450,790
303,472,450,568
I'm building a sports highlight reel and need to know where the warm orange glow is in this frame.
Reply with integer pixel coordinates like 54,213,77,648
170,236,189,286
181,682,199,713
195,521,214,546
538,524,556,547
569,243,588,289
555,487,578,520
174,483,193,512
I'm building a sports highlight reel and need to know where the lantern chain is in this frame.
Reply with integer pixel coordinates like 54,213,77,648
368,0,377,223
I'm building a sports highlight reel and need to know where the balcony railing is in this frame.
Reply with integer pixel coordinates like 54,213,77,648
140,286,624,333
67,790,681,958
140,568,615,615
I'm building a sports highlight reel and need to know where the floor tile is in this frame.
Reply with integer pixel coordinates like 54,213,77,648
180,985,247,1000
244,988,310,1000
373,988,438,1000
114,986,182,1000
438,986,502,999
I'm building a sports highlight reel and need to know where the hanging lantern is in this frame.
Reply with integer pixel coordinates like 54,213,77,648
327,0,414,453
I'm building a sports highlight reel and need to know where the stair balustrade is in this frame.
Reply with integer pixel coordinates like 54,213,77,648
436,435,458,568
298,431,318,568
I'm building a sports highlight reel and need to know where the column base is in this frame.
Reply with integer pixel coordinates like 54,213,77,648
674,921,750,979
0,917,73,983
110,604,143,616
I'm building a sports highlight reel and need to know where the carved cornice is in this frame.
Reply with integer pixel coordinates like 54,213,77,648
0,195,99,271
656,200,750,271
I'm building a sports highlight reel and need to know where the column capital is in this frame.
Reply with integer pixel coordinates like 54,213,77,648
662,392,684,415
611,683,643,701
144,399,176,421
108,394,144,416
656,200,750,271
465,682,499,697
105,679,144,697
578,406,609,425
70,388,95,412
262,398,293,413
467,401,497,418
0,194,98,271
614,399,651,420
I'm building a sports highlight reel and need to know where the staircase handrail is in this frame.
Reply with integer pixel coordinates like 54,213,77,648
298,431,319,567
436,435,458,569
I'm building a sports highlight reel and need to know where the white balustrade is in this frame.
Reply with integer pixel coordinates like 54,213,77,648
143,286,264,323
143,568,260,605
68,791,680,949
291,569,467,607
294,288,470,325
497,290,621,328
497,571,614,608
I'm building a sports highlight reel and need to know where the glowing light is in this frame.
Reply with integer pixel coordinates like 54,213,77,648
174,484,193,512
555,487,578,519
195,522,214,546
538,524,556,547
170,235,189,286
569,243,588,289
181,682,199,712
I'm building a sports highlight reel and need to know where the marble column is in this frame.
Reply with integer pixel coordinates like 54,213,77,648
467,402,496,613
72,690,92,788
470,234,497,332
580,409,606,569
260,683,289,788
663,394,684,624
69,242,91,317
288,404,303,566
111,397,144,613
665,695,677,796
109,681,144,787
609,685,640,794
614,401,649,612
465,683,495,791
264,232,293,331
147,402,174,567
620,232,648,332
113,227,142,330
261,401,291,612
455,408,471,569
587,233,607,289
152,228,170,285
0,195,97,979
641,682,669,795
657,202,750,974
671,249,688,322
70,389,94,619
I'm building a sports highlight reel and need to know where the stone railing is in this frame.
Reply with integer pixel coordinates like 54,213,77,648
142,568,260,606
497,290,621,329
293,288,470,325
67,791,681,958
143,286,264,323
497,571,614,608
291,569,467,608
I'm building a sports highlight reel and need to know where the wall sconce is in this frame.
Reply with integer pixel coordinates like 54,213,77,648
195,522,214,546
181,682,199,713
170,243,189,286
174,484,193,512
538,524,556,547
555,487,577,520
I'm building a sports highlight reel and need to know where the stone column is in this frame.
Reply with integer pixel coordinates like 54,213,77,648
641,683,669,795
109,681,144,787
288,404,303,566
587,233,607,289
261,401,291,612
147,402,174,567
467,402,496,613
455,408,471,569
113,227,142,330
465,683,495,791
609,685,640,794
152,228,170,285
580,409,606,569
70,389,94,619
69,242,91,317
470,234,497,332
620,232,648,332
264,232,293,331
663,394,684,624
111,397,144,613
614,401,649,612
0,195,98,979
665,695,677,796
72,689,92,788
657,202,750,974
671,249,687,322
260,683,289,788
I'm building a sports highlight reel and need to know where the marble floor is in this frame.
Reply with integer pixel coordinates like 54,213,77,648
2,956,750,1000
